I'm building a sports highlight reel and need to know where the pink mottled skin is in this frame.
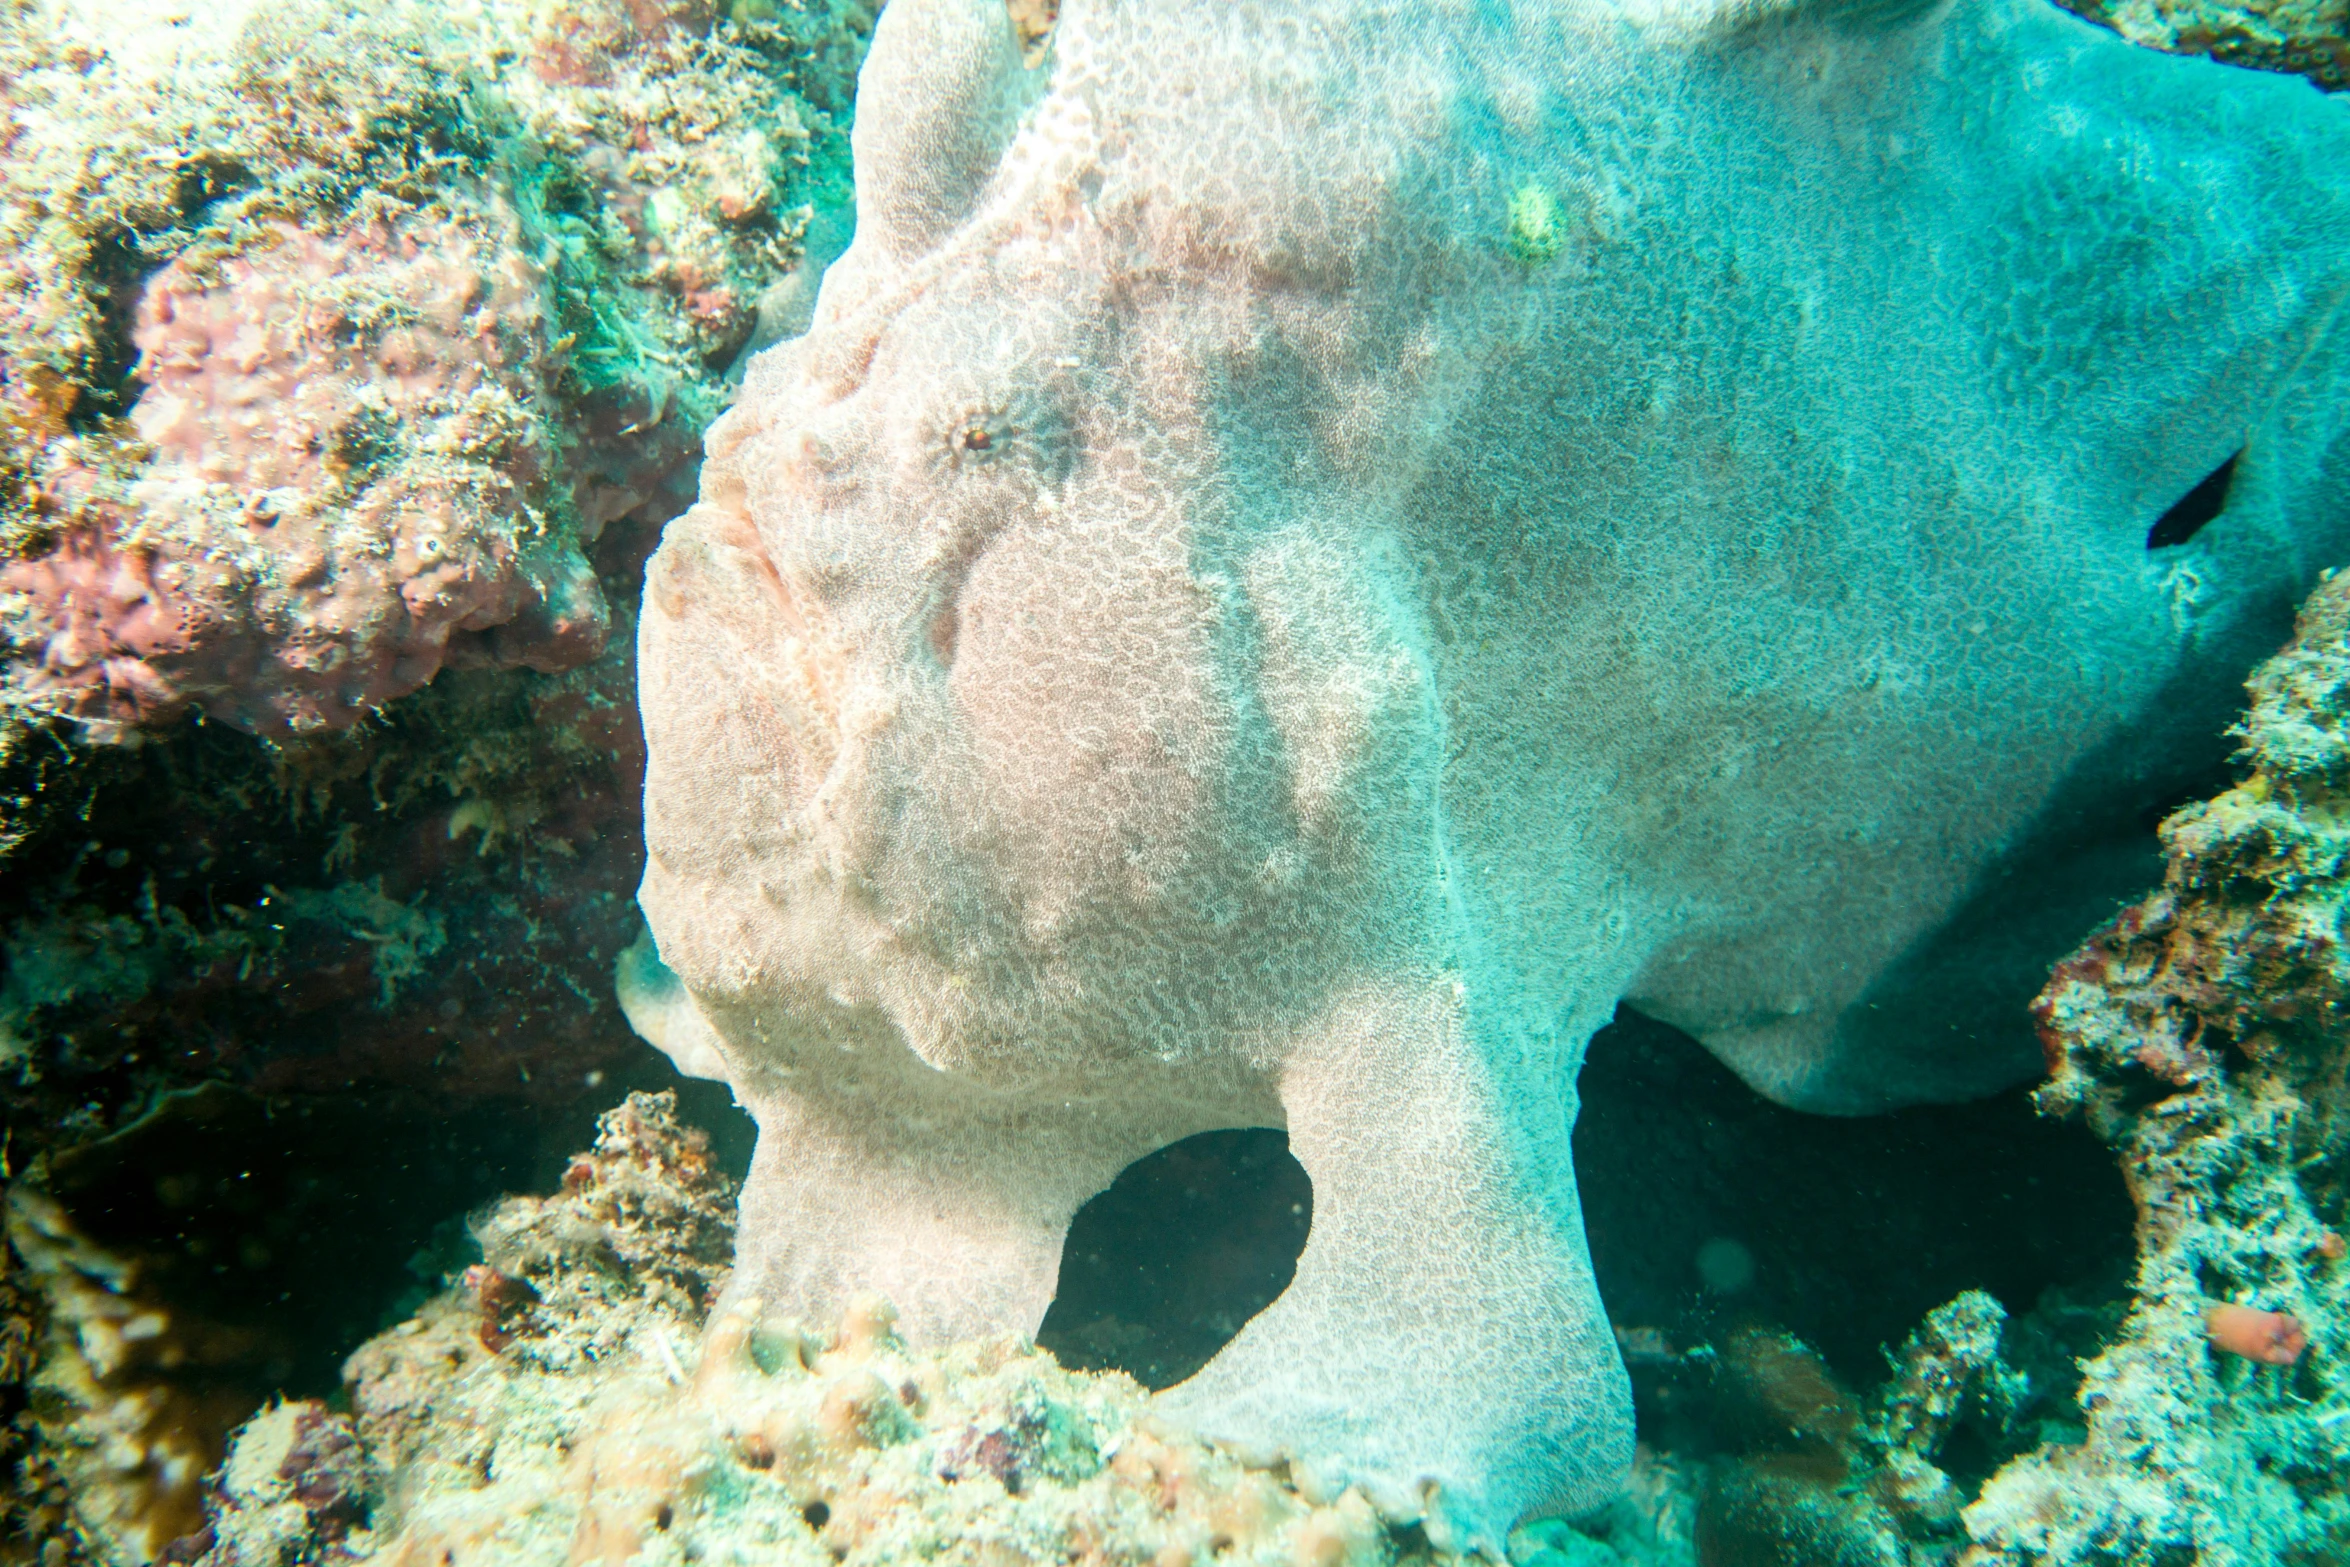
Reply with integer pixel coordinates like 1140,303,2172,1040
631,0,2350,1547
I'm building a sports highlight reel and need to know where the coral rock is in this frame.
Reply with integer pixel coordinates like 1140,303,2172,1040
6,215,606,735
2055,0,2350,93
0,0,868,738
193,1092,1446,1567
1964,568,2350,1564
194,1400,374,1566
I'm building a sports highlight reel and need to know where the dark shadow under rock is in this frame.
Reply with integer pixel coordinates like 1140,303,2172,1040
1573,1006,2134,1387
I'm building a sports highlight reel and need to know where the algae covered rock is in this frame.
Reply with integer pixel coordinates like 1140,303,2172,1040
190,1092,1445,1567
0,0,867,739
1962,568,2350,1564
0,0,875,1190
2056,0,2350,92
0,5,873,1550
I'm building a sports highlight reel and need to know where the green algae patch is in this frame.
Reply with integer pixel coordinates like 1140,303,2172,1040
1506,181,1567,268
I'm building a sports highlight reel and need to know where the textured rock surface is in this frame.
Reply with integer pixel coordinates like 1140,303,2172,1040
0,1079,693,1567
2058,0,2350,91
189,1092,1469,1567
1961,567,2350,1565
0,0,867,738
0,2,872,1558
8,212,602,735
633,0,2350,1545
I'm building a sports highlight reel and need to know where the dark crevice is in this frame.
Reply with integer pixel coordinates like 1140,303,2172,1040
1576,1007,2134,1387
2140,752,2240,832
41,1087,544,1398
173,155,257,229
67,230,156,432
36,1055,740,1403
2148,448,2243,549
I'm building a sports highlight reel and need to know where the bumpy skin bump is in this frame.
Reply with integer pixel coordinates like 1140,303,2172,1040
634,0,2350,1549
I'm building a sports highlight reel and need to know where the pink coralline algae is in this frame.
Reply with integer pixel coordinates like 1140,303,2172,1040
3,216,606,737
2203,1303,2309,1367
0,0,868,744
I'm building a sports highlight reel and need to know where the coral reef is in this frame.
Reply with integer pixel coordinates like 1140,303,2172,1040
169,1091,2089,1567
0,0,874,1219
631,0,2350,1546
2055,0,2349,93
2,1079,669,1566
10,211,602,735
184,1400,373,1567
0,0,867,739
0,0,871,1202
0,619,654,1125
3,2,2346,1564
187,1093,1444,1567
1575,1295,2048,1567
1961,568,2350,1563
0,1,869,1551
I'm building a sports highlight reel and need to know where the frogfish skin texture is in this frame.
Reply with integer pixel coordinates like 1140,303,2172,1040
625,0,2350,1548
